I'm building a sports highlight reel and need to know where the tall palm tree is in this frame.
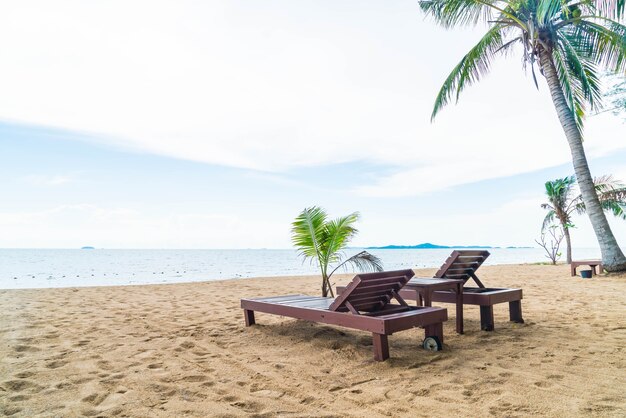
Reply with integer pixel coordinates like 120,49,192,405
291,206,383,297
542,175,626,263
419,0,626,271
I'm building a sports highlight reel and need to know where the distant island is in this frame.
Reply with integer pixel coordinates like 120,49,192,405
81,246,95,250
366,243,532,250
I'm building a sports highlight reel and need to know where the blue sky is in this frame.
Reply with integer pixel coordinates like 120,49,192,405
0,1,625,249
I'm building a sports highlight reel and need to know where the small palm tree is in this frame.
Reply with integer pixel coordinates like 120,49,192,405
291,207,383,297
419,0,626,271
542,175,626,263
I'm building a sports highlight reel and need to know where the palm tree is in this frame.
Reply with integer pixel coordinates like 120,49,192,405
541,176,578,263
542,175,626,263
291,206,383,297
419,0,626,271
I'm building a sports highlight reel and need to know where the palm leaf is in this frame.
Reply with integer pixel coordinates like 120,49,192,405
592,174,626,193
600,200,626,219
537,0,567,26
570,175,626,217
558,33,604,111
291,207,327,261
319,212,360,266
431,25,506,119
419,0,495,28
552,45,586,131
542,209,558,231
597,0,626,19
328,251,384,278
593,175,626,219
567,19,626,73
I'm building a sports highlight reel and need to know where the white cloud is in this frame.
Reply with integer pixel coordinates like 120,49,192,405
1,1,624,194
24,174,74,186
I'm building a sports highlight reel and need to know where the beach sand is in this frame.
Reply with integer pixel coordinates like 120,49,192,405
1,264,624,417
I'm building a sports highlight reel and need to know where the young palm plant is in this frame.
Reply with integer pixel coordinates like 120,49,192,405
542,175,626,263
291,207,383,297
419,0,626,271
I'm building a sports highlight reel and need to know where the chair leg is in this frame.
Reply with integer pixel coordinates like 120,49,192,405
509,300,524,323
244,309,255,326
456,284,464,334
480,305,494,331
424,322,444,345
372,333,389,361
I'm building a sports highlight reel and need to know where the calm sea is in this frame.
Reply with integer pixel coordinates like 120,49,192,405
0,248,601,289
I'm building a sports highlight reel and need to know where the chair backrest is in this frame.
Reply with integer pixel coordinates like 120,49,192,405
434,250,490,287
328,269,415,313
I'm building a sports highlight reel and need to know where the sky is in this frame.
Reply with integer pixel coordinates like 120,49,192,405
0,0,625,249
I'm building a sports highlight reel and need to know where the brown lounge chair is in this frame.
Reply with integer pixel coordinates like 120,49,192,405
241,269,448,361
398,251,524,331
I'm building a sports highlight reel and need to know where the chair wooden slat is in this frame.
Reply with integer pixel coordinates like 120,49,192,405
348,287,403,299
328,269,415,313
434,250,489,287
352,301,386,311
347,295,390,306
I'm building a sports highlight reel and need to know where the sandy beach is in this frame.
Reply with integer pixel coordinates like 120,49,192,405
1,264,625,417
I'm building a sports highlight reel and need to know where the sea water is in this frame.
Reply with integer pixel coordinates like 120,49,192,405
0,248,601,289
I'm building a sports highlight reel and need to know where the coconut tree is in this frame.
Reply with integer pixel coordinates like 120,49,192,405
542,175,626,263
419,0,626,271
541,176,578,263
291,206,383,297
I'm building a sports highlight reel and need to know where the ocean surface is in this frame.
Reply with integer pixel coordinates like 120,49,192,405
0,248,601,289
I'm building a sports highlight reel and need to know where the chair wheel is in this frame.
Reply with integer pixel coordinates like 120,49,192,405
423,336,442,351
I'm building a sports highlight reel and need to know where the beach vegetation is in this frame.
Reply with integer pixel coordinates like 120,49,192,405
535,225,564,265
291,206,383,297
419,0,626,271
542,175,626,263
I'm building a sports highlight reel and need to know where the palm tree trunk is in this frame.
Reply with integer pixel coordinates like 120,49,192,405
322,276,334,298
563,226,572,264
321,273,329,297
539,49,626,272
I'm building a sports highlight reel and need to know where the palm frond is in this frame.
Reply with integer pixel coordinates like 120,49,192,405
495,36,523,55
552,46,586,130
558,33,604,111
542,209,557,231
431,25,506,119
594,175,626,219
571,194,587,214
570,175,626,216
537,0,568,26
600,200,626,219
597,0,626,19
419,0,495,29
566,19,626,73
328,251,384,278
593,174,626,193
291,207,327,261
320,212,360,266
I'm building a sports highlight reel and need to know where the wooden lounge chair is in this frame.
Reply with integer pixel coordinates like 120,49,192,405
241,269,448,361
398,251,524,331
